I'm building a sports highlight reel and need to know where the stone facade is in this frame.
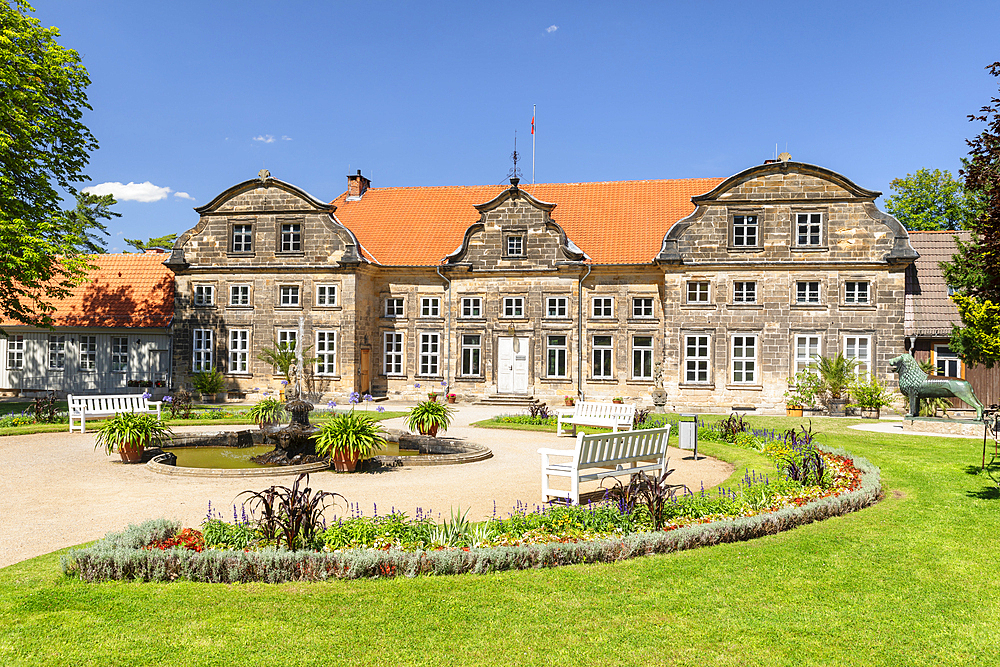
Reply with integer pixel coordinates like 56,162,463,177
166,160,918,412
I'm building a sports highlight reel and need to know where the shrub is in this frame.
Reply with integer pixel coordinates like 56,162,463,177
313,411,386,460
192,368,226,395
247,397,287,426
237,474,343,550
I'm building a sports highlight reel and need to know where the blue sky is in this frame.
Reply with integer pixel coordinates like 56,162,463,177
32,0,1000,252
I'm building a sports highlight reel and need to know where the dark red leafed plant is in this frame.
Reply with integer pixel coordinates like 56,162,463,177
238,473,344,550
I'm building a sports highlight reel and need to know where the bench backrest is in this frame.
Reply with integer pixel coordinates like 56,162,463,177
69,394,150,413
574,425,671,470
573,401,636,422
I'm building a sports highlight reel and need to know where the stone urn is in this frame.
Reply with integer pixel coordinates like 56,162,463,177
651,387,667,409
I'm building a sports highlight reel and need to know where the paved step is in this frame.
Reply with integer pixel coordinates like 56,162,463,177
475,395,544,407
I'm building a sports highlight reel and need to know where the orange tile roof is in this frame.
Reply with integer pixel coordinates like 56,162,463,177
1,253,175,329
331,178,724,265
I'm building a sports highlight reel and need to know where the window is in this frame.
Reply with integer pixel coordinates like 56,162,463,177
280,223,301,252
734,282,757,304
279,285,300,307
48,335,65,370
592,297,613,318
421,297,440,318
796,281,820,303
506,235,524,256
79,335,97,372
277,330,297,350
383,333,403,375
316,284,338,306
547,335,568,378
419,333,440,375
192,329,212,372
503,297,524,318
592,335,613,379
111,337,128,373
193,284,214,306
796,212,823,246
844,335,871,377
231,224,252,252
229,329,249,373
6,335,24,370
633,336,653,379
687,281,710,304
461,297,481,318
632,298,654,318
547,297,567,318
315,331,337,375
684,335,710,384
845,281,870,304
947,285,958,297
732,214,759,247
794,334,821,374
461,334,481,376
229,284,250,306
935,345,961,377
731,335,757,384
385,298,404,317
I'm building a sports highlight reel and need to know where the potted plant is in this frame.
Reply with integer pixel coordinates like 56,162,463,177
247,397,287,428
783,368,822,417
564,395,575,407
94,412,173,464
405,399,455,437
446,393,457,404
427,392,439,402
612,397,624,404
192,368,227,403
808,354,860,417
850,374,893,419
313,410,387,472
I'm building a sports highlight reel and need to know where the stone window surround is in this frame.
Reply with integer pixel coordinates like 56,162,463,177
228,219,254,256
791,331,824,375
192,328,212,372
791,208,829,250
417,330,442,377
841,276,875,308
228,328,251,375
420,296,441,318
382,330,405,376
383,296,406,319
228,283,252,308
459,295,484,319
502,227,527,259
315,282,341,309
630,333,655,381
732,280,758,305
728,207,764,251
277,284,301,308
545,295,570,319
545,332,570,380
276,217,305,255
314,329,338,376
631,296,655,319
501,296,525,319
459,331,483,378
591,295,614,319
679,329,714,389
727,331,762,389
590,332,614,380
684,279,712,306
193,283,216,307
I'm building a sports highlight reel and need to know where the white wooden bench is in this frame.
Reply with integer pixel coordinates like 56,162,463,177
555,401,637,436
538,425,671,504
68,394,163,433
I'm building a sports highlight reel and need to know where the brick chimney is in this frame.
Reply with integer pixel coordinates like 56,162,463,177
346,169,371,200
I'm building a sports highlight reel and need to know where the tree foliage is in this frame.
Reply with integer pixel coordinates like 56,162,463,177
949,296,1000,369
884,168,981,231
0,1,112,332
125,234,177,253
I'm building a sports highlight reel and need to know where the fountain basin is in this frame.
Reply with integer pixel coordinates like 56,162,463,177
147,430,330,478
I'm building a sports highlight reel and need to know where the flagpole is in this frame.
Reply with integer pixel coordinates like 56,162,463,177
531,104,536,185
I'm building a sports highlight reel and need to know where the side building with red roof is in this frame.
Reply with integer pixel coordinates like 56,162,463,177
165,158,917,413
0,253,175,396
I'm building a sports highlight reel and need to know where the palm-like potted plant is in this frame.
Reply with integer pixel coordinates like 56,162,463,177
405,399,455,437
247,397,287,428
808,354,860,417
849,374,894,419
192,368,227,403
94,412,173,463
313,411,387,472
783,368,823,417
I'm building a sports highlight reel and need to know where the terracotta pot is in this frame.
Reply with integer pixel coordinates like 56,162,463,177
447,395,456,404
428,395,438,402
565,399,575,406
119,442,145,464
332,451,359,472
418,424,439,437
613,399,623,404
786,406,804,417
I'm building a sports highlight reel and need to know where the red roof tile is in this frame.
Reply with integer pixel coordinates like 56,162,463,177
331,178,724,265
1,253,174,329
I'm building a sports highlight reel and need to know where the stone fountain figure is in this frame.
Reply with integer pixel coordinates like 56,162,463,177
254,341,322,464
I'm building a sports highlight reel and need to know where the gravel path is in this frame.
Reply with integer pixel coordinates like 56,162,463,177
0,404,732,568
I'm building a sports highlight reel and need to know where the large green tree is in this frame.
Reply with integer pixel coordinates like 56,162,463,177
0,0,112,333
884,167,981,231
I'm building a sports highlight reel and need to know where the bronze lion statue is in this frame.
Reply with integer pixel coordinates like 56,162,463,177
888,354,984,421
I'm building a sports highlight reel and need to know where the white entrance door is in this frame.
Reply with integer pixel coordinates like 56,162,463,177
498,336,530,394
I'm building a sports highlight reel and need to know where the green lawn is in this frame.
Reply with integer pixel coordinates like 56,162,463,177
1,417,998,666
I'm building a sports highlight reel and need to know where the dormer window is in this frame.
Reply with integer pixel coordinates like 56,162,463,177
231,224,252,253
795,212,823,247
506,235,524,257
731,214,760,248
280,223,301,252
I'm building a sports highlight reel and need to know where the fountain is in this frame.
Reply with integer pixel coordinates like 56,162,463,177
253,364,323,466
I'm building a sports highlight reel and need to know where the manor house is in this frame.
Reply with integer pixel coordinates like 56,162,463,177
163,157,917,412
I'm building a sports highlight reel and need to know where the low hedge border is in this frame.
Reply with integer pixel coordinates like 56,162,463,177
62,446,882,583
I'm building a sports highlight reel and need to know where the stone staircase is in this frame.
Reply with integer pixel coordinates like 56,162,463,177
475,394,548,409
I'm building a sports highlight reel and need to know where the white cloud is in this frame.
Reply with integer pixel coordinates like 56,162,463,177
281,135,292,141
546,25,558,33
174,191,195,201
253,134,276,143
83,181,172,203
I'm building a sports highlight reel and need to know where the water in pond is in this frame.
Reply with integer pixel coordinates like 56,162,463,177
168,446,274,469
375,442,419,457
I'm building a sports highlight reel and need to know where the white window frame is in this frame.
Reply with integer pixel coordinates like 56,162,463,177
506,235,524,256
279,285,300,307
316,284,338,307
632,335,654,380
686,281,710,304
795,212,823,246
111,336,128,373
592,335,613,379
461,297,482,318
277,329,297,350
315,330,337,375
632,297,654,318
420,297,440,318
419,332,440,376
228,329,249,374
732,214,759,247
231,223,253,253
845,281,870,305
684,334,711,384
460,334,481,377
385,298,404,318
229,284,250,307
796,281,820,304
592,297,614,318
935,344,961,378
793,334,822,374
547,296,568,318
734,281,757,304
193,284,214,307
79,335,97,372
503,296,524,318
48,335,65,370
280,222,301,252
193,329,212,372
6,335,24,370
547,335,568,378
383,332,404,375
843,335,872,378
731,334,757,385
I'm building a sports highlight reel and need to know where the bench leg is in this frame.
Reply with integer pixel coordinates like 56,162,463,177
570,475,580,505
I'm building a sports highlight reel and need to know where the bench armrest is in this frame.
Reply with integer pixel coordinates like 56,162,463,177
148,401,163,409
537,448,575,457
555,408,576,417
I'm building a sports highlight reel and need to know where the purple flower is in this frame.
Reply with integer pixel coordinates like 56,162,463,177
281,380,288,386
414,383,420,389
163,395,173,404
376,405,385,413
349,391,360,405
327,400,337,409
363,393,373,402
441,380,447,386
141,391,152,400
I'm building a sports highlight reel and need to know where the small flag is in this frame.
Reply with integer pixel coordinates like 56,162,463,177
531,114,535,135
